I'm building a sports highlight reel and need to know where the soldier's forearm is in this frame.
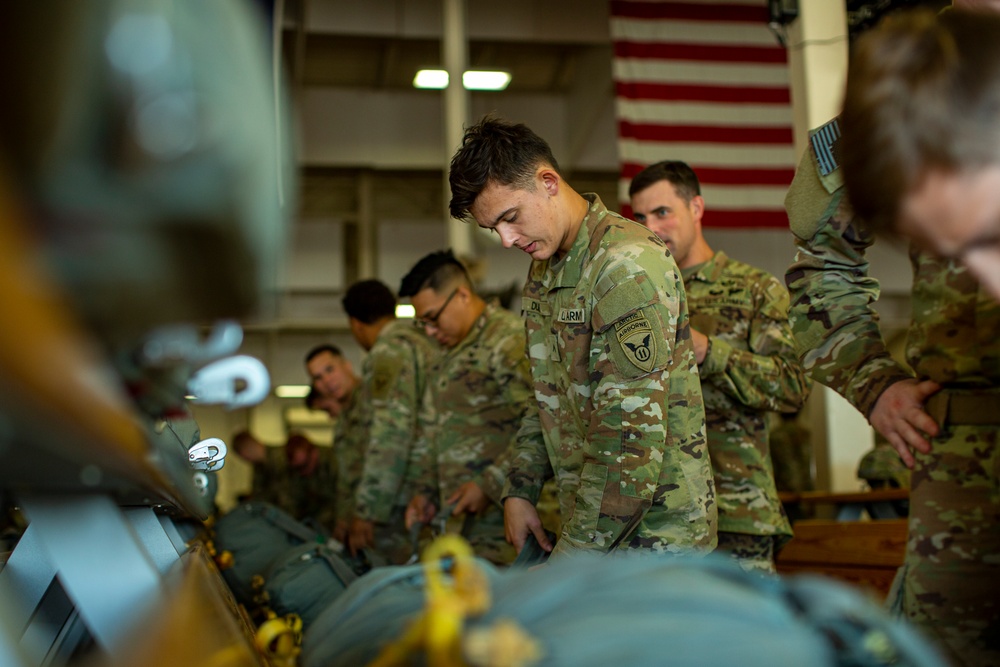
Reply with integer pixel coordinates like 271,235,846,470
700,337,809,412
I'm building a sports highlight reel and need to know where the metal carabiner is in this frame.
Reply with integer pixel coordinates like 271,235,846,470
186,355,270,409
140,320,244,366
188,437,228,471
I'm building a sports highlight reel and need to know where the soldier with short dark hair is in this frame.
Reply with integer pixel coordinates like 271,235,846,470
449,114,716,558
398,250,533,565
630,160,808,573
304,344,361,543
305,344,355,410
341,278,438,564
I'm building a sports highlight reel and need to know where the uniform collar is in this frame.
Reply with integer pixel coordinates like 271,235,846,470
450,299,496,354
541,193,606,289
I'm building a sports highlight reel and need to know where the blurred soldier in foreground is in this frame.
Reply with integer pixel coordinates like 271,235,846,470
630,161,807,573
399,250,530,565
342,279,438,564
785,7,1000,663
449,115,715,558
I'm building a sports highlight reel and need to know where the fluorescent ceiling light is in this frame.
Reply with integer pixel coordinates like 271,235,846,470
414,69,449,89
396,304,415,318
275,384,310,398
463,70,511,91
413,69,511,91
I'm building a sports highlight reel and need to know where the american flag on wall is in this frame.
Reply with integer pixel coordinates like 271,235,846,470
612,0,796,227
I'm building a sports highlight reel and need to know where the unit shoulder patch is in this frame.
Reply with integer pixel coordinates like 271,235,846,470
615,311,656,373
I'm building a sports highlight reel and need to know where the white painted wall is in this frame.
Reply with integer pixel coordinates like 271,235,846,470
824,387,876,492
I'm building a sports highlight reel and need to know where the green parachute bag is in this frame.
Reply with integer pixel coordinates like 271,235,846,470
213,501,326,609
260,542,359,630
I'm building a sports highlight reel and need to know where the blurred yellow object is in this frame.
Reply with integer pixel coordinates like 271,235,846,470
216,550,235,571
368,535,486,667
255,612,302,667
464,619,544,667
367,534,540,667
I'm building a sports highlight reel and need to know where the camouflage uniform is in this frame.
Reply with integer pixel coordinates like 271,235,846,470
785,125,1000,666
768,413,814,495
332,387,366,528
352,319,439,564
264,445,337,530
248,444,287,504
503,194,716,558
682,251,805,572
409,302,529,565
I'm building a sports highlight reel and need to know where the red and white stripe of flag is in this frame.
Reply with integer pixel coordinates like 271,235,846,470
612,0,796,227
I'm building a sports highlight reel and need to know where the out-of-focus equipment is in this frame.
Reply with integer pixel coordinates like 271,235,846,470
767,0,799,46
0,0,295,664
213,502,331,610
259,542,359,630
211,502,371,628
846,0,946,42
301,538,947,667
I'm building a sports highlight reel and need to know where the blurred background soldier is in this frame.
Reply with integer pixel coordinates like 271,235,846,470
630,161,808,573
230,429,284,505
306,385,343,418
269,432,337,531
305,344,361,543
341,279,438,564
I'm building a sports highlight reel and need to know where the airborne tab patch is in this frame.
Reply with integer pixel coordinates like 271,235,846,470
615,311,656,373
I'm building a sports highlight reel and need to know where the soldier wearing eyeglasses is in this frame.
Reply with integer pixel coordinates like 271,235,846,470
399,250,539,565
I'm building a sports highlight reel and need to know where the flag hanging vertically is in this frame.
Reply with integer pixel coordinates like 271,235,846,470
611,0,796,227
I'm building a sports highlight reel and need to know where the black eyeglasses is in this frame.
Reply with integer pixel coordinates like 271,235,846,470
413,288,458,330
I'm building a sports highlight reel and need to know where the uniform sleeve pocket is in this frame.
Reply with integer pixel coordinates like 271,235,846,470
594,280,672,379
563,462,608,546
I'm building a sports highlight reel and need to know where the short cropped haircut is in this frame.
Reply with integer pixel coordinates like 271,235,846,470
448,114,561,220
628,160,702,203
342,279,396,324
304,343,342,365
399,249,470,298
841,8,1000,233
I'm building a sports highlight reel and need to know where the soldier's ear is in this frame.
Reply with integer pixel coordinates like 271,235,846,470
690,195,705,223
539,168,560,197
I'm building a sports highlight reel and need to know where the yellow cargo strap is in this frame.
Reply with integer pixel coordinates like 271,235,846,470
367,535,543,667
